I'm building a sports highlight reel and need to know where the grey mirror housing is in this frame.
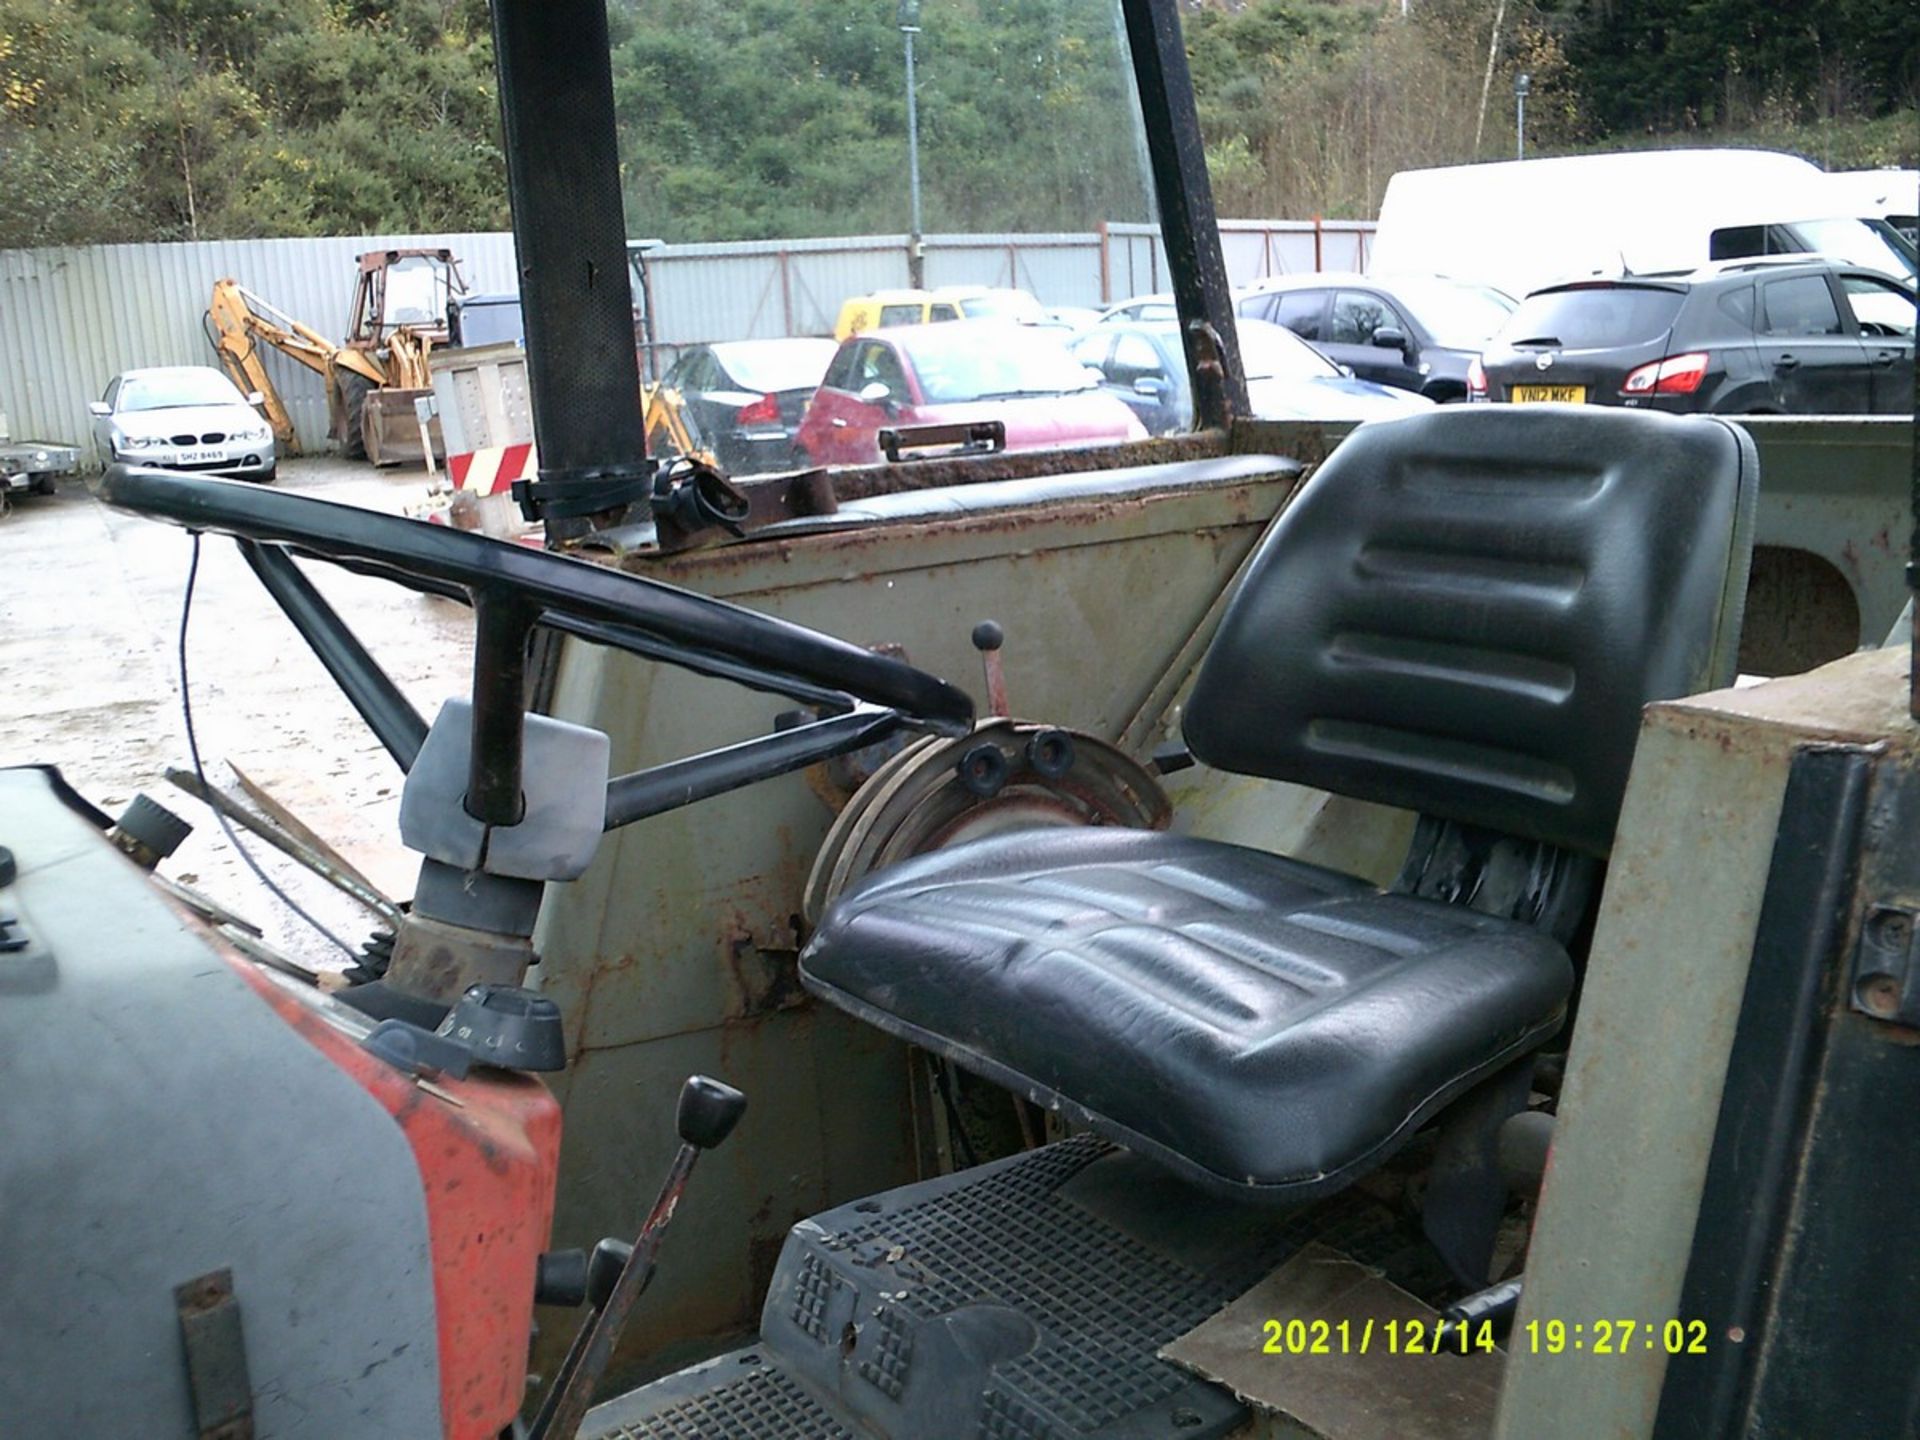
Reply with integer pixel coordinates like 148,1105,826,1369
88,401,110,417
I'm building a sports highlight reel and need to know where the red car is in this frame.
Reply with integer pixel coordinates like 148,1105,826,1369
796,319,1147,466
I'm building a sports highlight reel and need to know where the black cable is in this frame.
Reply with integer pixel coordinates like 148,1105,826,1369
178,533,356,959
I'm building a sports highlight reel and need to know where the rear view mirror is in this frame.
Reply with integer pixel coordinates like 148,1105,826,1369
1371,327,1409,352
858,381,894,408
1133,376,1169,399
245,390,265,407
87,401,110,417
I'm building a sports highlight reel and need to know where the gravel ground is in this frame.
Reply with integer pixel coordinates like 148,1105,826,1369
0,458,474,970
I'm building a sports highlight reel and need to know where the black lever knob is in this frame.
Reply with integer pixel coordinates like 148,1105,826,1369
534,1249,589,1308
586,1238,635,1311
676,1075,747,1150
971,620,1004,652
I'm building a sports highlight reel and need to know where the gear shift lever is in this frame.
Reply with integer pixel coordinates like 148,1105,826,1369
529,1075,747,1440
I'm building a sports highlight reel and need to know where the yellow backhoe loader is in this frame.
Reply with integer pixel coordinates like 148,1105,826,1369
207,248,467,467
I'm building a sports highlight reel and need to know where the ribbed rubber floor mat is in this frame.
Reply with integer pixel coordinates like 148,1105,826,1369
587,1354,852,1439
589,1137,1445,1440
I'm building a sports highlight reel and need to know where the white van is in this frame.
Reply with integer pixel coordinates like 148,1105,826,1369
1370,149,1916,298
1821,169,1918,244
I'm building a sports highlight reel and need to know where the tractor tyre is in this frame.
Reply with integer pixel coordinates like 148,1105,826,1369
337,373,372,461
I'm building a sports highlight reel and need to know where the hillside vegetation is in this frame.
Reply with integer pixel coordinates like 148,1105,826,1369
0,0,1911,250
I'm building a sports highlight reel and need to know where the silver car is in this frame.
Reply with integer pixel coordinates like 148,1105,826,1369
90,367,276,482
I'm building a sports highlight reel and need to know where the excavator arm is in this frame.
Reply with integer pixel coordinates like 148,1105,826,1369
207,279,387,452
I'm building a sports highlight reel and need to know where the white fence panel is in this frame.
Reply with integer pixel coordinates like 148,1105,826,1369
0,233,517,453
2,220,1372,453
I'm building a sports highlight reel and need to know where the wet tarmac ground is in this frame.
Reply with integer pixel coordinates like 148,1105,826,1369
0,460,474,969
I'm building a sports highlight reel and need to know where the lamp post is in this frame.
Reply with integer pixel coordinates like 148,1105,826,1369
1514,72,1530,162
899,0,925,288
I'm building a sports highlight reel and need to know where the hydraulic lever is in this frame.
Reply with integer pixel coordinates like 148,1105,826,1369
529,1074,748,1440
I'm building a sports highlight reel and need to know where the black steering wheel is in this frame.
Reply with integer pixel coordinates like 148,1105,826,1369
103,465,975,830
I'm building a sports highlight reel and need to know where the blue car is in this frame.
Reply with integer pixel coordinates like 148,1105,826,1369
1073,317,1434,434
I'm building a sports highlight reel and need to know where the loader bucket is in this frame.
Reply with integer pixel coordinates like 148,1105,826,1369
363,387,442,468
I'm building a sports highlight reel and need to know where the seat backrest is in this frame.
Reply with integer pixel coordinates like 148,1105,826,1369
1185,406,1757,857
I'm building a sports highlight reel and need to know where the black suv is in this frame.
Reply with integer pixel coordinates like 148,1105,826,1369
1476,260,1916,414
1235,273,1515,402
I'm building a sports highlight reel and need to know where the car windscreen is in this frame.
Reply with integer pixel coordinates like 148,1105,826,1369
1498,286,1685,350
1789,218,1917,281
117,371,244,411
1235,319,1341,380
717,341,839,393
1390,280,1517,347
961,291,1046,323
905,326,1100,403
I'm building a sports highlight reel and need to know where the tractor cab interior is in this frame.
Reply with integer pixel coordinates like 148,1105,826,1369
9,2,1913,1439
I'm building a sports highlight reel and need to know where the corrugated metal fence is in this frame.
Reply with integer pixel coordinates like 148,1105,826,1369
0,219,1372,454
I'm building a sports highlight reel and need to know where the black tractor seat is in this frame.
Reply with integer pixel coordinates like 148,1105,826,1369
802,406,1758,1205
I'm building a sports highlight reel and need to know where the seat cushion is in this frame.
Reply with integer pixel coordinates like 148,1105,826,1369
800,828,1574,1201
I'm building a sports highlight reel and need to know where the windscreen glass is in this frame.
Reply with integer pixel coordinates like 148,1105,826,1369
613,1,1163,437
1789,218,1917,280
1499,288,1685,350
1390,280,1518,347
118,370,245,411
904,325,1101,403
382,257,452,328
718,340,840,393
1236,320,1342,380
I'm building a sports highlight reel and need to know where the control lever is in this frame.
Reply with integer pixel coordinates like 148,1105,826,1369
972,620,1010,717
528,1075,747,1440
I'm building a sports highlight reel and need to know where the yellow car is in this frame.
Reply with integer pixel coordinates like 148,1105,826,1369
832,286,1046,340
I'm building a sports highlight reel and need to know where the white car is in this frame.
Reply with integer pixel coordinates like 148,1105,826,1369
90,367,276,482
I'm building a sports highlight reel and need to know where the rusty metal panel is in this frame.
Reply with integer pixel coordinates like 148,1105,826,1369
531,463,1305,1383
0,233,518,454
1493,647,1914,1440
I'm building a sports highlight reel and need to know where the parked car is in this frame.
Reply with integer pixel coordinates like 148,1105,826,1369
1073,318,1434,435
1235,273,1515,402
89,367,276,481
1093,293,1176,326
659,338,838,475
795,319,1146,466
833,287,1047,340
1475,259,1916,415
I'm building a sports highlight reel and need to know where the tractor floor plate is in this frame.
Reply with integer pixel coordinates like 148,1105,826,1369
585,1136,1451,1440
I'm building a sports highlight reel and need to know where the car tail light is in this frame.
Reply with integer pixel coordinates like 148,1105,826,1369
1621,352,1709,396
1466,356,1488,400
736,392,781,425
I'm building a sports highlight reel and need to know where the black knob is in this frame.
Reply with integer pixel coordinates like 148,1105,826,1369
112,793,193,867
1024,729,1075,780
587,1238,635,1310
534,1248,589,1308
956,742,1010,798
971,620,1004,652
438,984,567,1072
676,1075,747,1150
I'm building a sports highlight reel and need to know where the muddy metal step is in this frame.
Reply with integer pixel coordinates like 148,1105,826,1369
585,1136,1447,1440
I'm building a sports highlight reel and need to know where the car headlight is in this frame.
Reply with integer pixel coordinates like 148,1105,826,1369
234,425,272,445
117,433,161,450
